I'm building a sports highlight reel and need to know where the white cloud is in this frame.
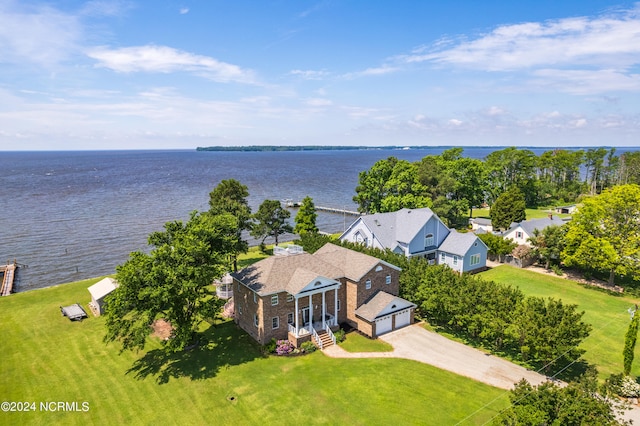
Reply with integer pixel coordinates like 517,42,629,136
448,118,463,126
0,2,83,66
290,69,330,80
408,5,640,71
179,7,189,15
87,45,258,84
306,98,332,106
342,65,400,80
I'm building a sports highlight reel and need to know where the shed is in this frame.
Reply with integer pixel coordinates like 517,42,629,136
88,277,118,316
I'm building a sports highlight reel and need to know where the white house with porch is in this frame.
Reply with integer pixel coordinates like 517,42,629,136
231,243,414,348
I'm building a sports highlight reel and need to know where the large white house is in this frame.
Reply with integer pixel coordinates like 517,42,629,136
339,208,488,273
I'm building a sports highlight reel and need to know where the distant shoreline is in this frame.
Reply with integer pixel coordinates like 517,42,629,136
195,145,632,153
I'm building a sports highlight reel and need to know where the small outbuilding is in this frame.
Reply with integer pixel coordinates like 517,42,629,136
87,277,118,316
60,303,88,321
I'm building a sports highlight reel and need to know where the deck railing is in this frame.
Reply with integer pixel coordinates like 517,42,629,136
311,327,322,349
325,324,336,346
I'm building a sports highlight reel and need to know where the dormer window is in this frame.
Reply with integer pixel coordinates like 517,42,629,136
425,233,434,247
365,279,372,290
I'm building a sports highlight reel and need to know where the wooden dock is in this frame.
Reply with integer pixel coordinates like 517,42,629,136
0,261,17,296
315,206,360,216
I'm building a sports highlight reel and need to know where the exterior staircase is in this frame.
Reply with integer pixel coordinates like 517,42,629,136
316,329,334,349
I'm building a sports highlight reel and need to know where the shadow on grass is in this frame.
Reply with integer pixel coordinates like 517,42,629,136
126,321,263,384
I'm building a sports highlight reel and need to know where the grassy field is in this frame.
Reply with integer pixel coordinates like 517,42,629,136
480,265,640,379
0,277,510,425
471,207,571,220
339,331,393,353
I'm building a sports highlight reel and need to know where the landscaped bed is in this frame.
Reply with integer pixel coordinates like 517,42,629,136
0,276,509,425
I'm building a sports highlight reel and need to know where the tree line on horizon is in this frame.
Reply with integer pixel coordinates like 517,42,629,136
353,146,640,228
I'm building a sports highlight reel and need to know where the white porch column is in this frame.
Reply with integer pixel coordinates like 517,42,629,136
309,294,313,330
334,287,338,325
295,296,299,335
322,291,326,329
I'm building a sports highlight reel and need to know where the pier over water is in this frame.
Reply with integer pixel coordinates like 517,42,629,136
1,261,18,296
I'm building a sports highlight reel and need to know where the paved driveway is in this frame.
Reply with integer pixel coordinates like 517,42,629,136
324,323,550,390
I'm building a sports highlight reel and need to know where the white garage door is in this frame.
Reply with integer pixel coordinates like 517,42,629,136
395,311,411,328
376,316,393,335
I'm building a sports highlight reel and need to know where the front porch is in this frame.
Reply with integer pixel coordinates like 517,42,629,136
287,281,341,349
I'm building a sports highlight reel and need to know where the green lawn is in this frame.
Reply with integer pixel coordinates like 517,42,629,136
471,207,571,220
339,331,393,352
480,265,640,379
0,278,509,425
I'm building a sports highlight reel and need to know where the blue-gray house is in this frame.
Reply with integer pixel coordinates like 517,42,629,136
339,208,488,273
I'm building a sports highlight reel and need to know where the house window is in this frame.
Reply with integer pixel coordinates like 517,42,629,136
238,306,243,315
253,292,257,303
453,255,459,266
287,294,294,302
470,253,480,266
425,233,434,247
272,317,279,329
440,252,446,262
253,314,258,328
386,275,391,285
271,294,279,306
337,300,340,311
287,313,294,324
365,279,371,290
516,231,523,239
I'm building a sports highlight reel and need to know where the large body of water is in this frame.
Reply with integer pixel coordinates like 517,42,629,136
0,147,633,292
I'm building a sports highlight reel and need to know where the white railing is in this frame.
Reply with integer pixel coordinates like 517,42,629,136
274,244,304,256
216,286,233,299
312,327,322,349
288,323,310,337
325,324,336,346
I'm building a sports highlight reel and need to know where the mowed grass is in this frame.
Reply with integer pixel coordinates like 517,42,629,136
480,265,640,379
0,278,509,425
471,207,571,220
339,331,393,352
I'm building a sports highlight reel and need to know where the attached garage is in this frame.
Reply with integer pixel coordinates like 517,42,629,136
394,310,411,328
355,291,416,338
375,315,393,335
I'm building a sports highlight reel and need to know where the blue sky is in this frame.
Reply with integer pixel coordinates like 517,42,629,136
1,1,640,150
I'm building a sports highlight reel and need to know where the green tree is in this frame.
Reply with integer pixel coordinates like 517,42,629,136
563,184,640,286
104,212,236,352
484,147,537,206
478,233,517,262
494,369,628,425
208,179,252,271
528,225,567,269
294,196,318,235
353,157,399,213
624,306,639,376
251,199,293,246
490,187,527,231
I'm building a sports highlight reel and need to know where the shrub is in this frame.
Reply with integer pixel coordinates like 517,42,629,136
605,373,640,398
275,339,294,355
551,264,563,276
333,328,346,343
300,341,316,353
263,338,277,354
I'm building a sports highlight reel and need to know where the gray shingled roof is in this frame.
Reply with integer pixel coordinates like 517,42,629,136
470,217,492,226
232,243,398,296
438,230,483,256
509,217,568,235
354,291,416,322
355,208,436,249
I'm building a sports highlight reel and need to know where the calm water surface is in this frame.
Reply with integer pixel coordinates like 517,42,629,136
0,147,632,292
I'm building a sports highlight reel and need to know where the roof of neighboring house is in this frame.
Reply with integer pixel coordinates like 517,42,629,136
470,217,492,226
343,208,438,248
508,217,568,236
87,277,118,300
354,291,416,322
232,243,399,296
438,230,485,256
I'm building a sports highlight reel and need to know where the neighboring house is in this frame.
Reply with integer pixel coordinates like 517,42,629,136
503,215,568,246
232,243,415,348
469,217,493,234
339,207,488,273
87,277,118,316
